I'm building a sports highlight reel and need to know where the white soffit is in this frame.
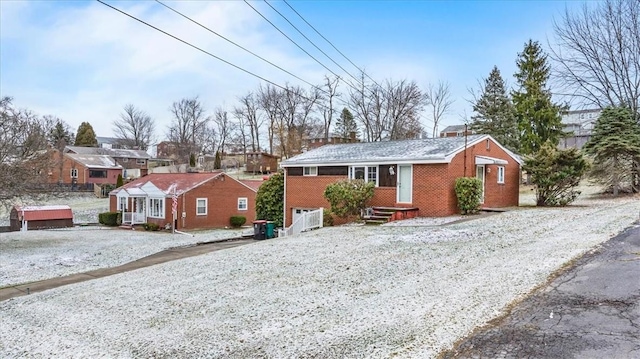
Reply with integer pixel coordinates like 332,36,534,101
475,156,508,165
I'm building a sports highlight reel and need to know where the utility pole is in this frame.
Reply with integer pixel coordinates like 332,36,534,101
463,124,468,177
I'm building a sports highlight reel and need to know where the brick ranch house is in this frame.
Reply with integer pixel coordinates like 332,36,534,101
65,146,151,179
47,149,123,185
280,135,522,226
109,172,261,230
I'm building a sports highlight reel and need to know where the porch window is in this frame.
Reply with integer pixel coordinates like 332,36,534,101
148,198,164,218
196,198,207,215
303,166,317,176
238,197,248,211
118,197,127,211
497,166,505,184
349,166,378,186
70,168,78,178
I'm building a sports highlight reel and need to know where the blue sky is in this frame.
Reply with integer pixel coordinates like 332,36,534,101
0,0,583,141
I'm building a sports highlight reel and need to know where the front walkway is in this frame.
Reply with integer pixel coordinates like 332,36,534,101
0,238,255,301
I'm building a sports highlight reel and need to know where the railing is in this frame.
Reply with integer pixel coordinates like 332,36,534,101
278,208,323,237
122,212,146,224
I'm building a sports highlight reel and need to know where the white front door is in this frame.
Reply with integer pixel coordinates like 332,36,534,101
476,165,485,204
397,165,412,203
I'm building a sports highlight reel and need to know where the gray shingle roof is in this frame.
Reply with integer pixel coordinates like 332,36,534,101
66,154,123,169
65,146,151,159
281,135,488,166
440,125,467,133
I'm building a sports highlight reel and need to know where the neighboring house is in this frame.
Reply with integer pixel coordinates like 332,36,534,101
280,135,521,226
246,152,279,174
303,132,359,152
48,150,123,185
109,172,258,230
559,109,601,149
9,205,74,231
96,136,124,149
440,125,474,138
65,146,151,178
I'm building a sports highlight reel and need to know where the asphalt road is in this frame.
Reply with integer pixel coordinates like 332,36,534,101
440,223,640,359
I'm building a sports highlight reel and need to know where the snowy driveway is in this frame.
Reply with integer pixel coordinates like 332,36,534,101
1,196,639,358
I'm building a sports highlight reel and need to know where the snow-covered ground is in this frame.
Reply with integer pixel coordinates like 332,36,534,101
1,191,638,358
0,228,245,287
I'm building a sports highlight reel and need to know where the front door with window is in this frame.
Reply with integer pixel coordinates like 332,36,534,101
292,208,312,224
397,165,412,203
476,165,485,203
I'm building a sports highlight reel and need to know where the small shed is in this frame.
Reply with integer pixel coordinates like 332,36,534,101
9,205,74,232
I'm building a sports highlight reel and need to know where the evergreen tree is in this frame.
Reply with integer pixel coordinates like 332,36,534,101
334,108,358,139
583,106,640,195
74,122,98,147
189,153,196,167
48,120,73,150
470,66,518,151
214,151,222,170
512,40,565,155
116,174,124,188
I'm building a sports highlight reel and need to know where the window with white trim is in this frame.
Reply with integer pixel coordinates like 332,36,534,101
196,198,207,215
136,159,146,165
303,166,317,176
349,166,378,186
119,197,127,211
497,166,505,184
70,168,78,178
238,197,248,211
148,198,164,218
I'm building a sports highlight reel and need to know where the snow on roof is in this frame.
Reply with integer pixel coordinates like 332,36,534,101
281,135,487,166
111,172,224,196
66,154,122,169
65,146,151,159
12,205,73,221
440,125,467,133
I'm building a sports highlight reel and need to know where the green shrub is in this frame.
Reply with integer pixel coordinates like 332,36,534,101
116,174,124,188
323,179,375,219
98,211,120,226
256,172,284,227
454,177,483,214
323,208,334,227
523,142,589,206
230,215,247,227
143,222,160,231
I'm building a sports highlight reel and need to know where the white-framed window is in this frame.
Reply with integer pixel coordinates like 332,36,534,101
349,166,378,186
70,168,78,178
497,166,505,184
303,166,317,176
136,159,146,165
238,197,248,211
196,198,207,215
148,198,165,218
119,197,127,211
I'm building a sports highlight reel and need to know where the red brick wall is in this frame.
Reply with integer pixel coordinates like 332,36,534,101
47,151,120,185
448,138,520,209
284,137,520,223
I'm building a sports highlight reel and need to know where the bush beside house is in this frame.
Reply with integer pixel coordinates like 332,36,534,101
454,177,483,214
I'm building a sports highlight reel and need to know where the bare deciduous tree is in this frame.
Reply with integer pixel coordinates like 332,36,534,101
113,104,155,150
167,96,210,161
318,75,341,140
425,81,454,138
258,84,281,155
234,92,262,152
550,0,640,117
213,107,233,155
349,72,425,141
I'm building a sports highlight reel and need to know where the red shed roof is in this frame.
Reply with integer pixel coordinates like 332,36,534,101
13,205,73,221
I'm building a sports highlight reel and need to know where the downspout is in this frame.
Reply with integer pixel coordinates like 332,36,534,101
283,168,287,228
464,124,468,177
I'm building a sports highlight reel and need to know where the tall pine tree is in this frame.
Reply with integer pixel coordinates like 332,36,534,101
334,108,358,139
74,122,98,147
583,106,640,195
470,66,518,151
512,40,564,155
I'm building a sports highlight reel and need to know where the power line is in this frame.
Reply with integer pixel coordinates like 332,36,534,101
95,0,347,114
282,0,386,94
243,0,362,94
262,0,364,87
153,0,318,91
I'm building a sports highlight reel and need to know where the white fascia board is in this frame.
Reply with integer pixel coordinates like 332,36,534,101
281,158,449,168
475,156,509,165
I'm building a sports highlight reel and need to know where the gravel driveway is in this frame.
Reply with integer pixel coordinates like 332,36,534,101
1,195,638,358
